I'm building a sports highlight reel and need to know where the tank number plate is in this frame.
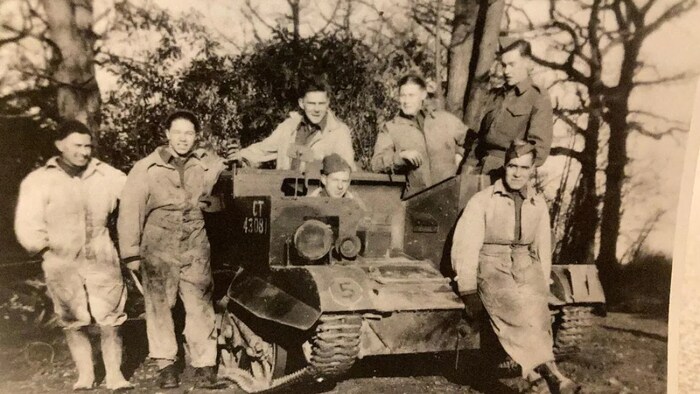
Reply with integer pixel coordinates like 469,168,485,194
242,217,268,234
329,278,363,306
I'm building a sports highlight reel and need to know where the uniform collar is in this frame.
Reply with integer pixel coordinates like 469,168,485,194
45,156,104,178
153,146,208,169
300,113,328,132
492,179,533,201
510,77,533,96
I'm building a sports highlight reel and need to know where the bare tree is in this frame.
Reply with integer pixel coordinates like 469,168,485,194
508,0,696,294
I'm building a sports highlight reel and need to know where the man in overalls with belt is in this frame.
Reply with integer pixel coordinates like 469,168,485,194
451,140,579,393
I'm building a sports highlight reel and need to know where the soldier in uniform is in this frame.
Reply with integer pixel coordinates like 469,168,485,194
15,120,133,391
371,74,468,197
309,153,362,203
229,76,356,171
451,140,579,393
469,38,553,183
118,110,226,389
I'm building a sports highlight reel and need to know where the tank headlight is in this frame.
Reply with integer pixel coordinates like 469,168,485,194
294,219,333,261
335,235,362,260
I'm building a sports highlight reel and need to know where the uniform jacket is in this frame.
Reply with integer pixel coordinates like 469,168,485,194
450,179,552,292
478,77,553,167
117,147,225,261
15,157,126,264
371,109,467,196
240,111,356,170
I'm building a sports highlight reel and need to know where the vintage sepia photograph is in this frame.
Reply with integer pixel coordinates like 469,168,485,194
1,0,699,393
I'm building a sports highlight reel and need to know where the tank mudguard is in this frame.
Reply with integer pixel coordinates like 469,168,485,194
549,264,606,305
225,268,321,331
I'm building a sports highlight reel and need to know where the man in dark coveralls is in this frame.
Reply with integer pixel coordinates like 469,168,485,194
469,38,553,183
452,140,579,393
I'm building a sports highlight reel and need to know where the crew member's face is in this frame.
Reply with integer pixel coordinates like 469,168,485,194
504,153,534,191
399,82,427,116
166,118,197,156
501,49,530,87
299,91,329,125
55,132,93,167
321,171,351,198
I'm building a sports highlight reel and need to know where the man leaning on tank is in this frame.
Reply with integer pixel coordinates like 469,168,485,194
117,110,227,390
451,140,579,394
228,75,356,171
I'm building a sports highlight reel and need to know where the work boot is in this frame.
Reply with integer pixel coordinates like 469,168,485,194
536,361,581,394
523,378,550,394
158,364,179,389
100,326,134,391
65,328,95,391
194,366,227,389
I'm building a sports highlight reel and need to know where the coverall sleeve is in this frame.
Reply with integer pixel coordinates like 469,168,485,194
117,163,150,262
535,200,553,285
528,91,554,167
14,172,49,255
451,195,486,294
370,125,405,173
239,123,286,165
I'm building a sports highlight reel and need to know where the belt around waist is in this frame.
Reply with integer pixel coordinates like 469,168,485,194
481,243,531,253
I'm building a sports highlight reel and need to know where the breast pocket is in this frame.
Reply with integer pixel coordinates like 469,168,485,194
506,103,532,137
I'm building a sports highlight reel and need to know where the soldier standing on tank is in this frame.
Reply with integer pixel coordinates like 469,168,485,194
451,140,579,394
466,38,553,184
14,120,133,391
371,74,468,197
228,75,356,171
117,110,227,390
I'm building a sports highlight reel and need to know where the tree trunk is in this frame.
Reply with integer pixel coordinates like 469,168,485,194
41,0,100,132
432,0,445,109
445,0,480,118
557,99,601,266
462,0,504,130
598,38,640,295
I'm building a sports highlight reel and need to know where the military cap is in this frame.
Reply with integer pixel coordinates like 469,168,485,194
505,139,537,163
321,153,352,175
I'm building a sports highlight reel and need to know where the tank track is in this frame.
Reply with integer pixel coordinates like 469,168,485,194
307,314,362,379
552,305,596,358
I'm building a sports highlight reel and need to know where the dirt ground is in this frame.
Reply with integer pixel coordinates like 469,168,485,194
0,311,667,394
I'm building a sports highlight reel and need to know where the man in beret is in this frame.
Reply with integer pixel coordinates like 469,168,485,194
15,120,133,391
467,38,553,184
452,140,579,393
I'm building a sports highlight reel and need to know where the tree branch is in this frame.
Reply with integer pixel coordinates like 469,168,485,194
628,121,687,139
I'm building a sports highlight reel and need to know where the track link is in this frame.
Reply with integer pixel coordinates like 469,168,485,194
552,305,596,358
307,314,362,379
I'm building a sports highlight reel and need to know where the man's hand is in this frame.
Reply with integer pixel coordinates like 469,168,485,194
125,259,141,272
399,150,424,167
459,290,483,322
225,140,245,165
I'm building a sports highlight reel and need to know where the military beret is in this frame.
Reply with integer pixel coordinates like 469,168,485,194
321,153,352,175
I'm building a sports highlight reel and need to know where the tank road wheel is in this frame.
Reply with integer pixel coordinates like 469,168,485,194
551,305,597,358
305,314,362,381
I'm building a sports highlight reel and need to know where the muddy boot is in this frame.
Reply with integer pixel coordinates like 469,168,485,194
100,326,133,391
536,361,580,394
65,328,95,391
158,364,179,389
194,366,228,389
